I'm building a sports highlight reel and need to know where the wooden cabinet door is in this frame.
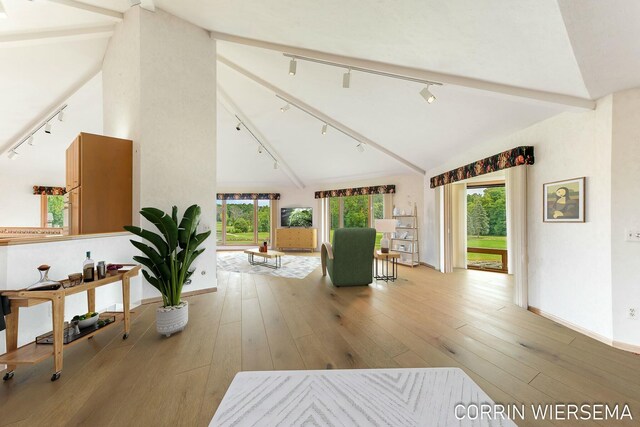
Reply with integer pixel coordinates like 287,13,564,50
65,137,80,191
69,188,81,235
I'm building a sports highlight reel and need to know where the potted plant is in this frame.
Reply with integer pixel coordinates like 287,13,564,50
124,205,210,337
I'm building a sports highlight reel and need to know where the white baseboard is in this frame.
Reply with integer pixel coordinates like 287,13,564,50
612,340,640,354
528,306,612,345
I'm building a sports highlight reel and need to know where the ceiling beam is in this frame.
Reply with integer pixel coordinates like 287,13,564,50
1,65,101,156
0,25,114,47
212,31,596,110
217,86,306,189
45,0,123,21
218,55,426,176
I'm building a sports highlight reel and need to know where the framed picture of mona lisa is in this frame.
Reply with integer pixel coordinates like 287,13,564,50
543,177,585,222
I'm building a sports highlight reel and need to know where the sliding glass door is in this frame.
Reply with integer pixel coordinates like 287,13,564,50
217,199,272,246
328,194,384,247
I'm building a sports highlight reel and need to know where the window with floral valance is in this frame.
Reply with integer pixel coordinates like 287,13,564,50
314,185,395,199
216,193,280,201
429,146,534,188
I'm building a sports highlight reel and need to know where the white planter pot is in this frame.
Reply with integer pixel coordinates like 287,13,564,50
156,301,189,337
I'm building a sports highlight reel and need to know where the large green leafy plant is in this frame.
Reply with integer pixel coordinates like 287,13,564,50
124,205,211,307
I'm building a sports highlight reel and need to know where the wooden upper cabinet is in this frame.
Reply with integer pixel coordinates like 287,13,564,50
65,137,80,191
66,133,132,235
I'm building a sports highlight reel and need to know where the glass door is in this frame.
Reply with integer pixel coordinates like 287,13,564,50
225,200,255,245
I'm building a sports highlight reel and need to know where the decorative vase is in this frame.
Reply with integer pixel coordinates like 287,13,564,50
156,301,189,337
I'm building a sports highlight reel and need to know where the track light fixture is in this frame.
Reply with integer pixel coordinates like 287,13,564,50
282,53,442,95
280,103,290,113
288,58,297,76
356,143,365,153
231,114,280,171
4,104,68,160
57,111,65,122
420,85,436,104
343,68,351,89
321,123,328,135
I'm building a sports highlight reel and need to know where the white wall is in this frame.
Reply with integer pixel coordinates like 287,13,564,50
0,168,58,227
611,88,640,347
424,97,615,341
0,234,142,357
103,8,217,299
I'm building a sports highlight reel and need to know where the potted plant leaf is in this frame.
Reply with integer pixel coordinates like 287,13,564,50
124,204,210,337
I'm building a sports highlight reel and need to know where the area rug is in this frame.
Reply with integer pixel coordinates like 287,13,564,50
216,251,321,279
210,368,516,426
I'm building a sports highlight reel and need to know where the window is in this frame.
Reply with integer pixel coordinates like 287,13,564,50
41,195,64,228
329,194,384,248
217,199,272,246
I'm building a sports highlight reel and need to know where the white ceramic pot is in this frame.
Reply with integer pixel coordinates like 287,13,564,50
156,301,189,337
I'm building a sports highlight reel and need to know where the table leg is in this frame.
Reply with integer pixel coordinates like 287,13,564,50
51,294,64,380
87,288,96,313
3,305,19,379
122,274,131,340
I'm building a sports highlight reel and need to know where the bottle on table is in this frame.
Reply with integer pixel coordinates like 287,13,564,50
83,251,95,282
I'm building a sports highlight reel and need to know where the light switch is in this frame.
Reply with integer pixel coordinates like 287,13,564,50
625,230,640,242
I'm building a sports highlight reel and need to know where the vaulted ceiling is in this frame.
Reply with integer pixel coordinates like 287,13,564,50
1,0,639,188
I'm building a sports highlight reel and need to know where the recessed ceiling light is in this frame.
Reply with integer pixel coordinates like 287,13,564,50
420,86,436,104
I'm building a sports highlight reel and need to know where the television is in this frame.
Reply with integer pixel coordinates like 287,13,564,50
281,207,313,228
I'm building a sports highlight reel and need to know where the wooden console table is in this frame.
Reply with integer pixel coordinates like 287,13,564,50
0,265,140,381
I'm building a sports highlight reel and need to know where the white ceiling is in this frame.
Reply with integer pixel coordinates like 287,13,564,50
1,0,639,189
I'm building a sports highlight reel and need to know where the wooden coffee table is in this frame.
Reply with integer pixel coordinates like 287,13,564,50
244,248,285,269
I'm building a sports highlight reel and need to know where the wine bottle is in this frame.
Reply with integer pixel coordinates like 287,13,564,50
83,251,95,282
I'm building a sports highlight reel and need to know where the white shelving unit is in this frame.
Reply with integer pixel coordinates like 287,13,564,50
391,214,419,267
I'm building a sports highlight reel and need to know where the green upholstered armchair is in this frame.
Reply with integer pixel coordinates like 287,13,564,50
321,228,376,287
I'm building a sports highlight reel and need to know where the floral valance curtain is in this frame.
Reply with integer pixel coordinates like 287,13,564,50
216,193,281,201
33,186,66,195
315,185,395,199
429,146,534,188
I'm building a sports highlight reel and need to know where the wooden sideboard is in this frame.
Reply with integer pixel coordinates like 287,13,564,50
275,228,317,252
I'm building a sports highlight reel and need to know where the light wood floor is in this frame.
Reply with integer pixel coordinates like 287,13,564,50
2,263,640,426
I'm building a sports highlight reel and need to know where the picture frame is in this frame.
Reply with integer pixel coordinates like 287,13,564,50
543,177,585,223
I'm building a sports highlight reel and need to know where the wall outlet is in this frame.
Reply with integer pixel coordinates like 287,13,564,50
629,308,637,320
625,230,640,242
